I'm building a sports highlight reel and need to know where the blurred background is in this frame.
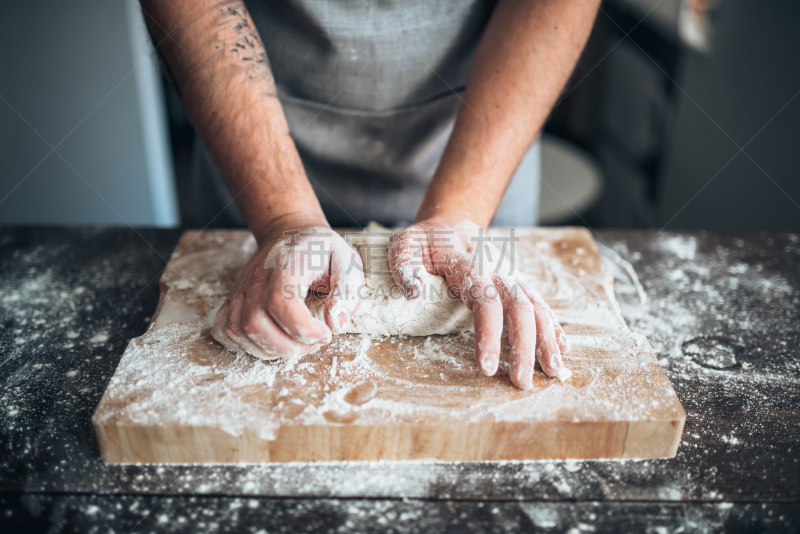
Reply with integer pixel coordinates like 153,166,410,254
1,0,798,231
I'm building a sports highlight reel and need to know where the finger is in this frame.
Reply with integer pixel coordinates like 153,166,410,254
547,306,570,353
388,228,430,299
325,241,364,334
497,278,536,389
216,291,268,358
241,286,317,360
264,247,332,344
533,301,571,381
517,277,569,354
459,273,503,377
211,298,245,353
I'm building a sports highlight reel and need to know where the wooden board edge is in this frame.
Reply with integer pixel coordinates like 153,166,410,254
93,227,687,464
92,420,639,464
92,411,122,464
91,337,148,462
622,411,686,459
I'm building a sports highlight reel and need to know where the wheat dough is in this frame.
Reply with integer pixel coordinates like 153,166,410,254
306,225,473,336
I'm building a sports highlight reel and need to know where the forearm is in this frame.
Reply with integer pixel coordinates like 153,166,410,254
416,0,600,227
140,0,325,243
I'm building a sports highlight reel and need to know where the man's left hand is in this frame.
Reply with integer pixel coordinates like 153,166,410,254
388,218,570,390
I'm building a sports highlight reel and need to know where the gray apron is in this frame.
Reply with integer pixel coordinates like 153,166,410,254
193,0,540,228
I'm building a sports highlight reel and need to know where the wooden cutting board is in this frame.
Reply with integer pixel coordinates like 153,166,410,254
92,228,685,463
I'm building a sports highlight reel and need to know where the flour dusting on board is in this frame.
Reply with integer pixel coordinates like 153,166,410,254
4,228,796,499
95,229,683,460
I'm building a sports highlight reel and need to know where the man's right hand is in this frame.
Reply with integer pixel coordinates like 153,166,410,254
212,214,364,360
139,2,362,359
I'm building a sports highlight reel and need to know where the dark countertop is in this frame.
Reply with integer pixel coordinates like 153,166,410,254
1,226,798,533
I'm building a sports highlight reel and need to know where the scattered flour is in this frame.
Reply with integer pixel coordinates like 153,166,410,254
3,228,798,505
97,228,680,457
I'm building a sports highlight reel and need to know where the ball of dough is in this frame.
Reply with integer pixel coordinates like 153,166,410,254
306,224,473,336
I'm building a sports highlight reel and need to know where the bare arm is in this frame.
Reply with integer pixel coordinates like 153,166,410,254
140,0,325,242
390,0,599,389
141,0,363,359
417,0,601,226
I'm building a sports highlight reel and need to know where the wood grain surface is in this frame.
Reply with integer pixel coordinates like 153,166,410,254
92,228,685,463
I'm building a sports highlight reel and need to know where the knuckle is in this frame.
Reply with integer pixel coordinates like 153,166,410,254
224,327,240,343
532,301,549,317
266,288,291,312
481,282,503,305
242,312,267,338
514,297,535,316
224,322,240,339
223,317,243,340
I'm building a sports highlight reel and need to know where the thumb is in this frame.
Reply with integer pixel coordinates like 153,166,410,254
388,228,430,300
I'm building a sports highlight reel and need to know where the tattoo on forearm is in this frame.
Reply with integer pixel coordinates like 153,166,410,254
213,1,276,94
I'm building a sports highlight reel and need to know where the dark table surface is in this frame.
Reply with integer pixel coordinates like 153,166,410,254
0,226,798,533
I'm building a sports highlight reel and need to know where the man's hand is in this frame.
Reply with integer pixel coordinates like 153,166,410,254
396,0,598,388
143,0,355,359
212,214,364,360
389,218,570,389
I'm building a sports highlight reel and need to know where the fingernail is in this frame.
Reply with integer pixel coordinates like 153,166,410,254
515,366,533,389
555,366,572,382
337,310,348,329
558,332,570,352
479,353,499,376
539,347,561,373
544,352,572,382
405,284,420,300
